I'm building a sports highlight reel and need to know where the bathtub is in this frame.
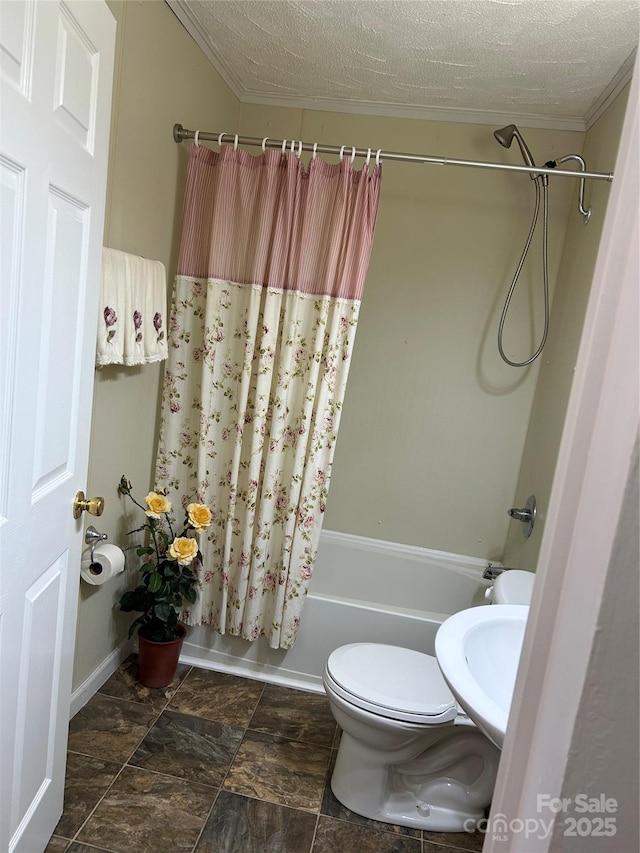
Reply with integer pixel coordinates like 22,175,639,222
180,529,491,693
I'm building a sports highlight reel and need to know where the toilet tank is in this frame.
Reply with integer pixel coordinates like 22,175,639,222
488,570,535,605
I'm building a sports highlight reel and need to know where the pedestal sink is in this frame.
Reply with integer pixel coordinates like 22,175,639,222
435,604,529,748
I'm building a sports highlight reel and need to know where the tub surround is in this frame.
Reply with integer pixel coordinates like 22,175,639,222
503,83,629,570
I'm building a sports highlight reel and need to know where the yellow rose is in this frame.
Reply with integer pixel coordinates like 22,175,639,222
168,536,198,566
144,491,171,518
187,502,212,531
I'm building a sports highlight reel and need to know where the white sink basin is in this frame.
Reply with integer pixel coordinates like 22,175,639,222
435,605,529,748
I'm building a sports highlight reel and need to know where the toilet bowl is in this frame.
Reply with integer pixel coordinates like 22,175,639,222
322,569,534,832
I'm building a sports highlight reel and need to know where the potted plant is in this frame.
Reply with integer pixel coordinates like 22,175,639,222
117,475,211,687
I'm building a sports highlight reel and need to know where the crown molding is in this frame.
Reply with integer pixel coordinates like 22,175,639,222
238,91,587,132
166,0,245,98
170,0,638,134
584,49,636,131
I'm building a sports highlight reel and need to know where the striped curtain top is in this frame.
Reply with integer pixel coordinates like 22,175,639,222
177,143,382,301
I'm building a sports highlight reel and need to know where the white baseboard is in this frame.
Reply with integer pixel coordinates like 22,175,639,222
179,642,325,695
69,638,135,719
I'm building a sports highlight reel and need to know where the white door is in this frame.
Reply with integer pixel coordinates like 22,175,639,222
0,2,115,850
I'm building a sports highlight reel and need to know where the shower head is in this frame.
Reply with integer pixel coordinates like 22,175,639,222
494,124,518,148
494,124,537,170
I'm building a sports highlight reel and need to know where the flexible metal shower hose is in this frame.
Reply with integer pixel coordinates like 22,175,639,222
498,176,550,367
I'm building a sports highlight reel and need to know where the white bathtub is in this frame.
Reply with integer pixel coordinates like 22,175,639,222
180,530,491,693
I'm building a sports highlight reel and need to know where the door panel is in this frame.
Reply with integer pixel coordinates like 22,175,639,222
0,0,35,95
0,156,24,525
33,187,89,495
13,558,66,831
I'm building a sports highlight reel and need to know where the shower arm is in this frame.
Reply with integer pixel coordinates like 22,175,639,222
545,154,592,224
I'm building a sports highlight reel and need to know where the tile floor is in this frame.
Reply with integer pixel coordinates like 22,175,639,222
46,657,485,853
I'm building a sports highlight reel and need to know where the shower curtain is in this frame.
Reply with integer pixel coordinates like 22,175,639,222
156,143,381,649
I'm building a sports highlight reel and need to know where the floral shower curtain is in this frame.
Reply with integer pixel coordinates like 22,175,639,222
156,143,381,649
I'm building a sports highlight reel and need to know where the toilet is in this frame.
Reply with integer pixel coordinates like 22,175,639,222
322,570,534,832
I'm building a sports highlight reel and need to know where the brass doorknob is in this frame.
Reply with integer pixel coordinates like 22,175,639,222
73,491,105,519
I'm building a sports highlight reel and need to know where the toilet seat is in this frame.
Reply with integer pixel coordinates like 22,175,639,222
325,643,458,724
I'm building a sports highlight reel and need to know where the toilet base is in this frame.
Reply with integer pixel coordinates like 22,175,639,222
330,728,498,833
331,776,485,832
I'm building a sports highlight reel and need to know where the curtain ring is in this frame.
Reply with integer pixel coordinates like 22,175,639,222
233,134,239,151
281,139,287,155
339,145,345,161
194,130,200,147
290,139,296,153
262,137,268,152
365,148,372,168
312,142,318,160
218,133,225,147
297,140,302,157
350,146,356,165
375,149,382,166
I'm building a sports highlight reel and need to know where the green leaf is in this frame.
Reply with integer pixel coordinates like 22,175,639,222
154,584,170,601
127,615,146,638
148,572,162,593
154,601,172,622
136,546,154,557
119,590,138,611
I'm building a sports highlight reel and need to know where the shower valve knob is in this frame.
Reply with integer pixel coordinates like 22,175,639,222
507,495,536,538
508,507,532,522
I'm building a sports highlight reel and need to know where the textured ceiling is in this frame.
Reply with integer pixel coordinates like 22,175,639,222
171,0,639,128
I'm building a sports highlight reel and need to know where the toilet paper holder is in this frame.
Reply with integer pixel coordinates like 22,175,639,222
85,525,108,562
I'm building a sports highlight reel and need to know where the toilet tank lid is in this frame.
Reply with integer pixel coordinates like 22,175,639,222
326,643,457,721
493,570,535,605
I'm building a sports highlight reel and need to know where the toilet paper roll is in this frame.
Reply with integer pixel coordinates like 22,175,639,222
81,543,125,586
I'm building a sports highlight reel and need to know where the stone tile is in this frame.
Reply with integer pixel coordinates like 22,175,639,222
312,815,421,853
54,752,121,838
423,842,483,853
76,765,216,853
44,837,70,853
423,829,486,851
68,694,158,763
194,789,317,853
67,844,117,852
320,749,421,839
224,730,331,812
168,668,264,726
129,708,244,786
249,684,337,747
99,654,191,712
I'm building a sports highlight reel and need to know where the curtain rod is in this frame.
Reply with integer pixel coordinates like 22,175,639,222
173,123,613,183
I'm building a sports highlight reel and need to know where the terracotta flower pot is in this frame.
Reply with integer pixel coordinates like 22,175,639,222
137,624,187,688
